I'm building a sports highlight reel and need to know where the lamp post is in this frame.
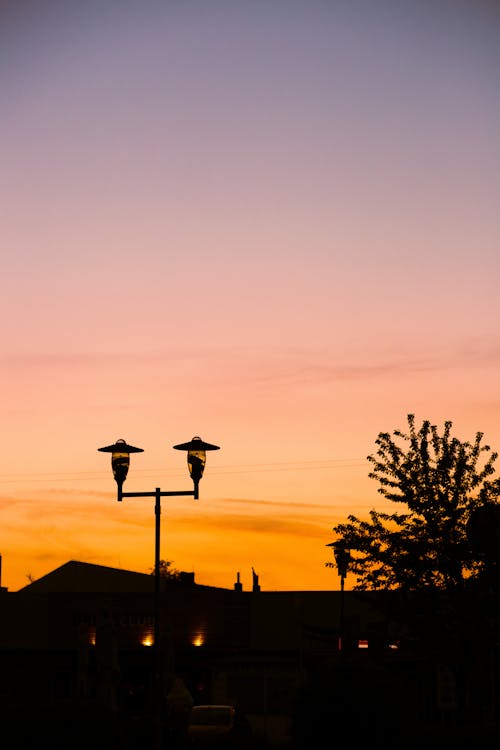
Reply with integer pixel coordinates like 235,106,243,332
326,540,351,652
98,435,220,749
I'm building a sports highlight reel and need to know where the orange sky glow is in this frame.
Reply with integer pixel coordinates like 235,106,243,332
1,0,499,592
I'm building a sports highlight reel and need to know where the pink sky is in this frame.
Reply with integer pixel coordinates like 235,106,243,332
1,0,499,592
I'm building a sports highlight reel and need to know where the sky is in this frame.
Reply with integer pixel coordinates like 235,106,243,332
1,0,499,593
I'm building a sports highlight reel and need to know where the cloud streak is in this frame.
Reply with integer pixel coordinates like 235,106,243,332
1,340,498,383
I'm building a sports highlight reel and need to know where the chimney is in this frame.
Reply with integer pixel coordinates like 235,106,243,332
234,571,243,592
252,567,260,593
0,554,6,593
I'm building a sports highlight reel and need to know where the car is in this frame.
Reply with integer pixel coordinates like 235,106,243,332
186,704,253,747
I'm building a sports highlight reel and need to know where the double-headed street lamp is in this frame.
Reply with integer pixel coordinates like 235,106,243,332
326,540,351,652
98,435,220,747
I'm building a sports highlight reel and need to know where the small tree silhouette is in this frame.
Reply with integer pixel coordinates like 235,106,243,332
148,559,181,580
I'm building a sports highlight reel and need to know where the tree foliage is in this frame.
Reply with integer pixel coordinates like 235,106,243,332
328,414,500,591
148,559,181,580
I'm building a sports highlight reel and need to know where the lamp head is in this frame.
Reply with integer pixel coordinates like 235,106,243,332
173,436,220,498
326,540,351,579
98,439,144,496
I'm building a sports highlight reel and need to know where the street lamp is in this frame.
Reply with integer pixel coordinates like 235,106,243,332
98,435,220,748
326,540,351,652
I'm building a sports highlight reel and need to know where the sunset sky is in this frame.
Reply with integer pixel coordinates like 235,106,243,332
1,0,499,593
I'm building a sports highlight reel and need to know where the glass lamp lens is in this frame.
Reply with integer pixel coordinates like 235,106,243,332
188,449,206,482
112,451,130,486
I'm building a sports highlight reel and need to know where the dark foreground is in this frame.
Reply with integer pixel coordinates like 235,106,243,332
2,705,500,750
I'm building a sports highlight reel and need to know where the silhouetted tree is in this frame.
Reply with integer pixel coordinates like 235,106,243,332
328,414,500,591
148,559,181,580
327,415,500,732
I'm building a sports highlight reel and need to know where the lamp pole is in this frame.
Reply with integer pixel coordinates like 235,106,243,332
98,436,220,750
326,541,351,652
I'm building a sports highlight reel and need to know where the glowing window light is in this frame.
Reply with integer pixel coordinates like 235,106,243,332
389,641,400,650
141,633,154,647
192,633,205,647
358,639,369,649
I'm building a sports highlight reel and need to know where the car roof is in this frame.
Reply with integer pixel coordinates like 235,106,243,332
192,705,234,710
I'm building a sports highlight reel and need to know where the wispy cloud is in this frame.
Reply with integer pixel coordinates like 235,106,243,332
2,341,498,384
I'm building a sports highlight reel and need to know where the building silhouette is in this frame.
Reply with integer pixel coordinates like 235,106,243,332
0,557,498,748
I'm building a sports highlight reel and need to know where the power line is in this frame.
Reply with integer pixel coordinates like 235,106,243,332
0,457,368,485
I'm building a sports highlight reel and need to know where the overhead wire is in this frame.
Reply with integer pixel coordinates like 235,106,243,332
0,457,369,485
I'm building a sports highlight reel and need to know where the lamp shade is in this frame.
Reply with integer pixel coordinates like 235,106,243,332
326,540,351,579
98,439,144,488
173,436,220,496
172,437,220,452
